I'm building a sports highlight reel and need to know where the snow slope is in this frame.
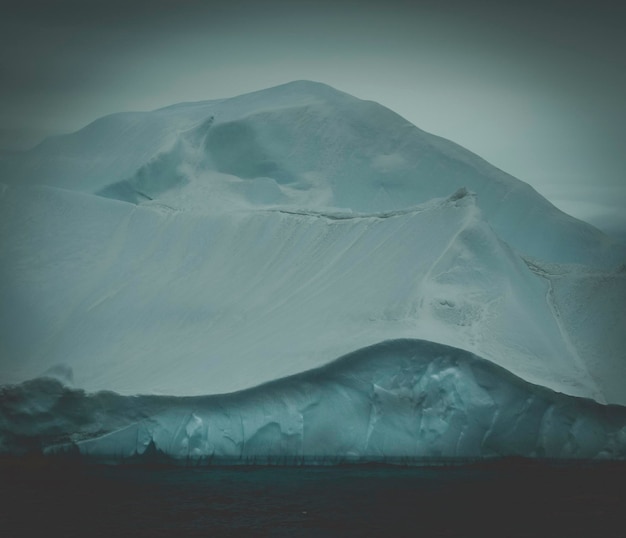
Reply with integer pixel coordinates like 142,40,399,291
2,340,625,461
1,183,622,404
0,82,625,460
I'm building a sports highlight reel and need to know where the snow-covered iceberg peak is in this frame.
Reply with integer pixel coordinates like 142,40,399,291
1,80,623,266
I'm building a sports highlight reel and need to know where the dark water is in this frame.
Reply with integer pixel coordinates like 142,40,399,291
1,460,624,537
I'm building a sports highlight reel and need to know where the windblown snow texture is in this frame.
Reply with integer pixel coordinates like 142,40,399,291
2,340,626,461
1,81,625,461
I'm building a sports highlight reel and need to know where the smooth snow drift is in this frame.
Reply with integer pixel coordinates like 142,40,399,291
0,81,625,460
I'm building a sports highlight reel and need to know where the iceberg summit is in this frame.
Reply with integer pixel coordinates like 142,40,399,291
1,81,625,462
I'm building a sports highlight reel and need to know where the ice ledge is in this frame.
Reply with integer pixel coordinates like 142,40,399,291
258,188,476,221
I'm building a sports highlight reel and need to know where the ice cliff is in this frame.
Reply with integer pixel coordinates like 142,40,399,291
2,340,626,461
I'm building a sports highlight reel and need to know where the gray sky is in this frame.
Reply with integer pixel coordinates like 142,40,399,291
1,0,625,241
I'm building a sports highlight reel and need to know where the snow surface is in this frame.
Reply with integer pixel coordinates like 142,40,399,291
0,81,625,460
2,340,625,461
1,182,622,403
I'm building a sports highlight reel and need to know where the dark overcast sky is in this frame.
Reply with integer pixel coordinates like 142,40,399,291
1,0,625,239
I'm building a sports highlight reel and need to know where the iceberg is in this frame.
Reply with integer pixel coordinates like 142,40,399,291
1,81,625,461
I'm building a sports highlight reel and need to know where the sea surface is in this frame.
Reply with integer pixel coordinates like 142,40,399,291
1,459,624,537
